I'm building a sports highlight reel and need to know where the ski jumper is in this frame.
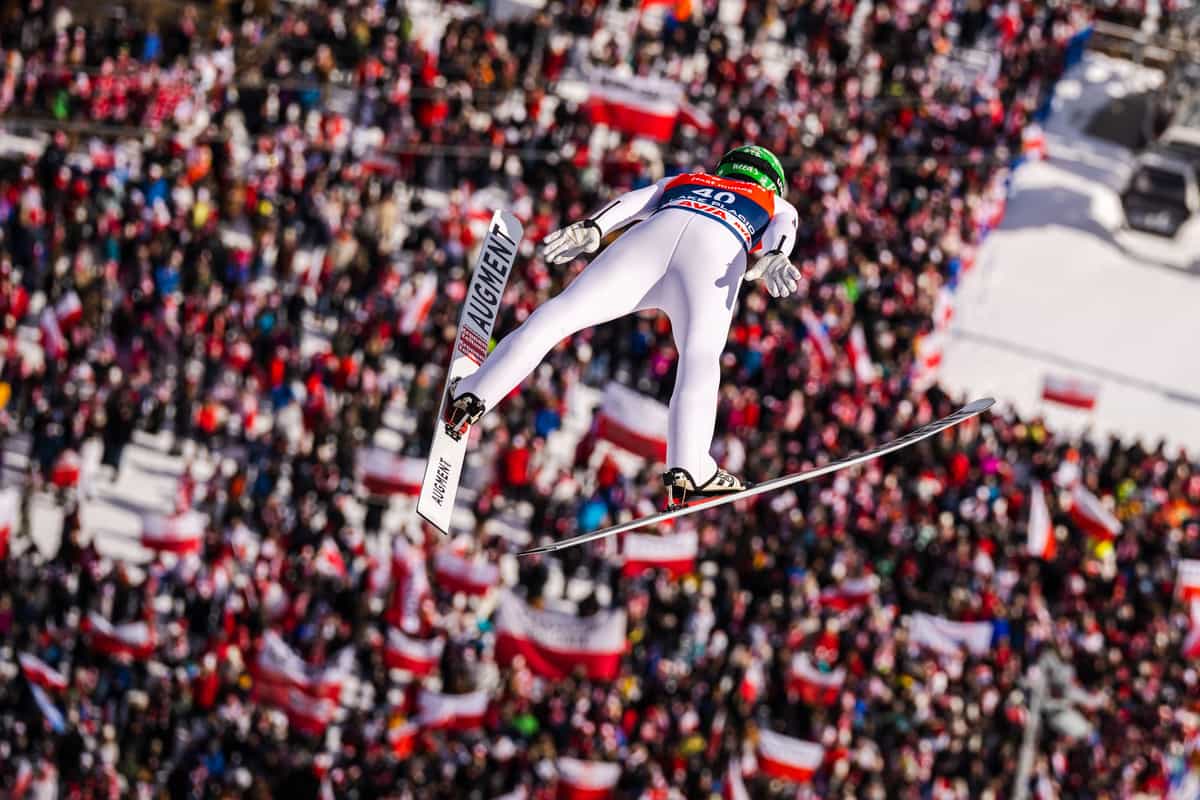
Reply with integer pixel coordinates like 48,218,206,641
456,173,800,482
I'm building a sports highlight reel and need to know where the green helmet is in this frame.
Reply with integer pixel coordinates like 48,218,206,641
714,145,787,195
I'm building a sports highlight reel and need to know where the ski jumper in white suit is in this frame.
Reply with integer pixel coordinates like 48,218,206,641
456,172,800,484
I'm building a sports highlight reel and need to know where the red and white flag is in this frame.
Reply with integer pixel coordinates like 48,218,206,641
255,631,350,702
846,322,876,384
596,382,668,462
0,486,17,560
790,654,844,706
557,757,620,800
494,592,626,681
360,448,425,496
417,688,488,731
819,575,878,612
1068,484,1121,541
1027,482,1056,560
1042,375,1099,410
390,537,431,633
140,510,205,554
801,308,836,372
315,538,348,579
622,530,697,578
586,68,682,143
254,682,337,736
388,721,418,758
1180,560,1200,603
740,654,765,705
49,450,80,488
54,290,82,330
723,759,750,800
433,549,499,596
384,629,443,676
1184,601,1200,659
39,307,66,360
84,612,155,660
908,613,992,657
756,729,824,783
19,653,67,692
399,272,438,336
677,101,716,135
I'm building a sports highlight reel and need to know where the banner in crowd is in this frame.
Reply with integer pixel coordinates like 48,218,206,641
84,612,155,660
819,575,878,611
29,684,66,734
790,654,844,706
388,720,419,758
556,757,620,800
19,653,67,692
1042,375,1099,410
756,729,824,783
908,612,993,656
494,592,626,680
847,322,877,385
361,448,425,496
622,530,697,577
433,549,500,596
1069,484,1121,541
140,510,206,554
253,682,337,736
0,485,16,560
384,629,444,676
1027,481,1056,560
255,631,353,702
724,759,750,800
595,382,669,461
584,68,707,142
1180,560,1200,603
390,536,432,633
800,307,836,373
417,688,488,730
400,272,439,335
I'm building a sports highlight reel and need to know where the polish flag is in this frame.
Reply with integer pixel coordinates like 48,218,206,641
54,290,82,330
390,537,431,633
0,486,16,561
740,654,765,705
494,591,627,681
1179,561,1200,603
384,629,443,676
18,653,68,692
140,510,205,554
586,68,682,143
1068,484,1121,541
254,681,337,736
677,101,716,135
789,654,845,706
255,631,350,702
360,448,425,496
399,272,438,336
432,549,499,596
1184,604,1200,659
756,729,824,783
29,684,66,733
846,322,876,384
314,538,348,579
819,575,879,611
1042,375,1099,411
908,613,993,657
621,530,697,577
388,721,419,758
800,308,836,372
557,757,620,800
39,307,66,360
1027,482,1056,560
84,612,155,660
595,382,668,462
723,759,750,800
417,688,488,731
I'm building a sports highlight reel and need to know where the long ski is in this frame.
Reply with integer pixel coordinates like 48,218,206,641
519,397,995,556
417,210,523,534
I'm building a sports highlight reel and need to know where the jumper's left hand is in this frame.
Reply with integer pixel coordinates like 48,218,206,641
744,250,802,298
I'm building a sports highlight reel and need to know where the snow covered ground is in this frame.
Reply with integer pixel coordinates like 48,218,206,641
939,53,1200,453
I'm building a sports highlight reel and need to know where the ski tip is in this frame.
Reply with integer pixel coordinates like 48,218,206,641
963,397,996,415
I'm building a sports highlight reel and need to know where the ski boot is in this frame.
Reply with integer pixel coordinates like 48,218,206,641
443,378,486,441
662,467,750,511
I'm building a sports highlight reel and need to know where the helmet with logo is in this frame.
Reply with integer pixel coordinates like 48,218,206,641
713,145,787,195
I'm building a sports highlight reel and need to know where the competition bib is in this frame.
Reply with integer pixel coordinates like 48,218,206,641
654,173,776,251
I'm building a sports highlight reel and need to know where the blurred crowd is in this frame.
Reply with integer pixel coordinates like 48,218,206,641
0,1,1196,799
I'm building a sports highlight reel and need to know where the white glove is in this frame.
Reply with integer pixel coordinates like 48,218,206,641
542,220,602,264
744,250,802,298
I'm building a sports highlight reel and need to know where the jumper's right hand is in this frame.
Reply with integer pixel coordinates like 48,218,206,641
744,249,802,298
542,220,602,265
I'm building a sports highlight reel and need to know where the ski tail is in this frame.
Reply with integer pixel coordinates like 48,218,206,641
416,210,523,534
519,398,995,556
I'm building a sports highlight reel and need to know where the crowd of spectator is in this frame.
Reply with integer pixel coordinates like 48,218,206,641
0,1,1196,798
